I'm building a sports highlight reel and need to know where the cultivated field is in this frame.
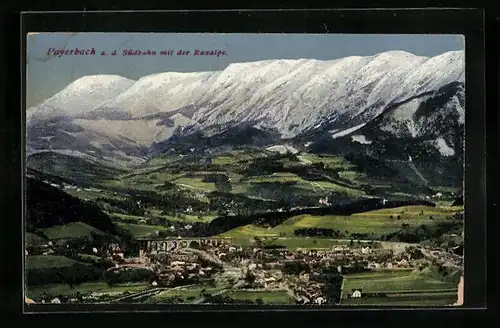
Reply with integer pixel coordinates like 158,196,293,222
340,269,458,306
41,222,105,240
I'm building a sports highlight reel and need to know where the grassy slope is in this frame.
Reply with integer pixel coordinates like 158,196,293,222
69,151,459,236
63,187,123,201
25,255,83,269
246,172,365,196
27,152,126,182
117,222,170,238
149,285,226,303
26,282,150,299
26,177,118,234
26,232,47,248
175,177,217,191
219,206,461,240
76,152,369,238
342,270,457,293
228,290,293,304
40,222,105,240
101,152,370,200
340,269,458,306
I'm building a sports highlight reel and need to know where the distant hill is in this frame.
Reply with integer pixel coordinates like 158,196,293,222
27,151,126,183
25,176,117,234
203,198,436,237
150,124,282,155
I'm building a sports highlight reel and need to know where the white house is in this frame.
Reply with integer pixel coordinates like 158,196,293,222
151,281,158,287
51,297,61,304
315,297,326,305
351,290,362,298
318,197,330,205
92,247,98,254
361,247,371,254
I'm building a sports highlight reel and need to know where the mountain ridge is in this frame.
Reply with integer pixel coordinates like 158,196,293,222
26,50,465,171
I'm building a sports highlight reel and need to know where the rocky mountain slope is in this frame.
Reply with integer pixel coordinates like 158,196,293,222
26,50,465,183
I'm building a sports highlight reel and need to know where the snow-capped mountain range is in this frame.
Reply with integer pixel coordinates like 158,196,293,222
26,50,465,167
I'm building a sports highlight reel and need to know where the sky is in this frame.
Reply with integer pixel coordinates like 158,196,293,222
26,33,464,108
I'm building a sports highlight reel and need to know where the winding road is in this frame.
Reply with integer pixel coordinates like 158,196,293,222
106,287,164,303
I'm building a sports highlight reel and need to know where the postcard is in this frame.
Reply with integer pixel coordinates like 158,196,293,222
24,32,465,307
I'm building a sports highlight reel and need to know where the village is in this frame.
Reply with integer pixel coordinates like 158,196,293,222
26,230,461,306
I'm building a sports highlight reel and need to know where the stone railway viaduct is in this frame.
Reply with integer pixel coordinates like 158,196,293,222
138,237,232,252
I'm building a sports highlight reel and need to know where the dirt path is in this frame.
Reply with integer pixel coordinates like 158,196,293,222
408,161,429,186
177,183,212,192
311,181,325,191
387,158,429,186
